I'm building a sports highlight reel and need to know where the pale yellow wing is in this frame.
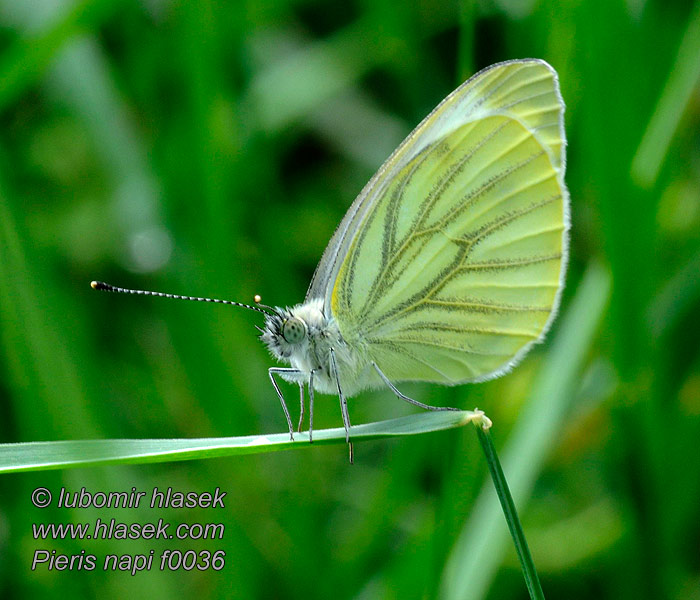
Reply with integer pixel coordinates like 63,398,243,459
306,59,566,309
327,60,568,384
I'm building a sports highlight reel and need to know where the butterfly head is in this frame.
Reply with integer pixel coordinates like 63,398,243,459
260,309,309,360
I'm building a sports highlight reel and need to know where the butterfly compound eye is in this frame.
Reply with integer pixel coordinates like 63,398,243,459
282,317,307,344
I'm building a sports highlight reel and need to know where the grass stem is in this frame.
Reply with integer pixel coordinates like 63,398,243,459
473,415,545,600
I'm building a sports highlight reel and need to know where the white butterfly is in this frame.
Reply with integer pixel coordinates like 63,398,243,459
93,59,568,459
260,59,568,450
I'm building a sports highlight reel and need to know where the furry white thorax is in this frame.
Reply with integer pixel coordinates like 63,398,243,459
260,297,371,395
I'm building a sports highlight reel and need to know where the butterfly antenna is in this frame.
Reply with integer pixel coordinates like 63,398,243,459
90,281,276,317
252,294,276,314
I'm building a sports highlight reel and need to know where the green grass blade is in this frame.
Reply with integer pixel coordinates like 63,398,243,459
647,248,700,338
474,421,545,600
440,262,612,600
0,411,482,473
244,11,449,132
630,2,700,188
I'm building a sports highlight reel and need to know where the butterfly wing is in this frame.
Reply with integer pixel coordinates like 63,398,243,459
306,59,566,307
311,59,568,384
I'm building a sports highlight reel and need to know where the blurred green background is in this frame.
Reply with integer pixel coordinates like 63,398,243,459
1,0,699,598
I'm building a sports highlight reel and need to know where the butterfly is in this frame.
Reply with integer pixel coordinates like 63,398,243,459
93,59,568,460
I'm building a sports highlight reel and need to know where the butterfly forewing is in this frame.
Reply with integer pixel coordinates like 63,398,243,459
327,63,567,384
305,59,566,312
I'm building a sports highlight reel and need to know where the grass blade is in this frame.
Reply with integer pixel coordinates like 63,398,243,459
630,2,700,187
0,410,483,473
474,419,545,600
440,263,612,600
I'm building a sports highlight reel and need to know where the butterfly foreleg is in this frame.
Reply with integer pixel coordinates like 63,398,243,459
268,367,300,441
372,363,459,411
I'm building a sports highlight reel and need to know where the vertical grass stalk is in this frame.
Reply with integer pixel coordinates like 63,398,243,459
473,416,545,600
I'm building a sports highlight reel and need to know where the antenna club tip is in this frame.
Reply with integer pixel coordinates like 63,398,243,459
91,281,108,290
254,294,262,304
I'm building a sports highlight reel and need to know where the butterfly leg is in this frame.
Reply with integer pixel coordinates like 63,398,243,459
297,384,305,434
372,363,460,411
308,369,315,444
330,348,354,463
268,367,300,441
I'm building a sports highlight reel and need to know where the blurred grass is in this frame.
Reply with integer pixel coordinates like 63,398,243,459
631,2,700,188
441,263,611,600
0,0,125,112
0,0,699,599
